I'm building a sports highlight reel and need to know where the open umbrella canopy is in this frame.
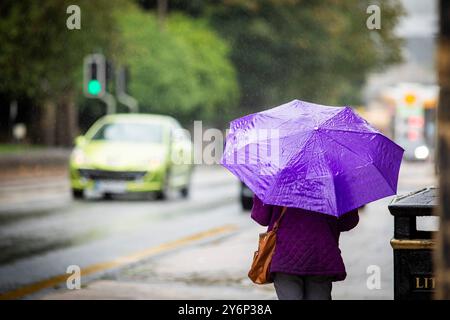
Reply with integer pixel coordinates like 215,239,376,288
220,99,404,217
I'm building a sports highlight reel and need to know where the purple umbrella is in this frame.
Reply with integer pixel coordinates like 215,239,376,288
220,99,404,217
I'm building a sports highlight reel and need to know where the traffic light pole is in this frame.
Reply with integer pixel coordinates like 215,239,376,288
102,92,117,114
116,66,138,113
117,93,138,113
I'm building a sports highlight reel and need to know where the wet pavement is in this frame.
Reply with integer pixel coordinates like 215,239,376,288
0,161,437,299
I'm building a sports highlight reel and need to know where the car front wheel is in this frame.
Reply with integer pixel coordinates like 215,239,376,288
155,189,167,200
72,189,84,200
180,186,190,198
155,171,170,200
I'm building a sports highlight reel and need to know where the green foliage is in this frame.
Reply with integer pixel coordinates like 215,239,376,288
0,0,122,101
118,7,239,125
0,0,403,134
158,0,404,112
0,143,44,154
208,0,404,110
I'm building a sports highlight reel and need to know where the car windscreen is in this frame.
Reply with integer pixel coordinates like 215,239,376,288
91,122,164,143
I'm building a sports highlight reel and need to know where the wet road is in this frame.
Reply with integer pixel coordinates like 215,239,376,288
0,161,437,299
0,165,244,296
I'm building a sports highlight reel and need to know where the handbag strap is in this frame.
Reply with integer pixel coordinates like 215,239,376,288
272,206,287,233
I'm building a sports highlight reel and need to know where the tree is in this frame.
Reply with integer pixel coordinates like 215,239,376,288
209,0,404,112
0,0,122,145
137,0,404,114
117,5,239,126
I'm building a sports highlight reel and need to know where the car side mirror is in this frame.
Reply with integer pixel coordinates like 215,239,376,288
75,135,87,147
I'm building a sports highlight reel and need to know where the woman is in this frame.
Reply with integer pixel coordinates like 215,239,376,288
251,195,359,300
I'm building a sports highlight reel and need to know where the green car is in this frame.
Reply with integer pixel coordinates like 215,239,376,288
69,114,193,200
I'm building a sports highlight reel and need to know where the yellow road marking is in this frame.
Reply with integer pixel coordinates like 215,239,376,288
0,224,238,300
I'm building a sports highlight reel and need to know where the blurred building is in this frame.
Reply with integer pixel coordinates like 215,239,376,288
360,0,438,161
363,0,438,102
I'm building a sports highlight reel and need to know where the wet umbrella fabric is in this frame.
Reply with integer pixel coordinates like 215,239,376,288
220,99,404,216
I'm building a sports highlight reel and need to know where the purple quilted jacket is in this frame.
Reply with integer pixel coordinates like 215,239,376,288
251,195,359,282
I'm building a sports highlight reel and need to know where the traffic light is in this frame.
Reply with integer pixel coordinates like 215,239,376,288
83,54,106,98
82,54,137,114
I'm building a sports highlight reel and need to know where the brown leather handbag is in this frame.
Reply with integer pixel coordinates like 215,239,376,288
248,206,287,284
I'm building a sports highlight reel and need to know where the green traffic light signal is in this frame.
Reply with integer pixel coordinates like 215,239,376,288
88,79,102,96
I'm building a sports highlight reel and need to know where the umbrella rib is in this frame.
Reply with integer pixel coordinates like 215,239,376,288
315,133,338,214
263,117,292,131
320,131,395,193
229,130,311,156
319,128,402,190
266,132,316,201
319,127,380,135
316,107,347,128
261,100,303,130
319,129,394,190
318,107,380,135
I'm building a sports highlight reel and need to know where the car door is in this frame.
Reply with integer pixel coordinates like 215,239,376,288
169,125,192,188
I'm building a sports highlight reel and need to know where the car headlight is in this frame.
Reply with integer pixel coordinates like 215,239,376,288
72,148,87,166
414,145,429,160
149,158,163,169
